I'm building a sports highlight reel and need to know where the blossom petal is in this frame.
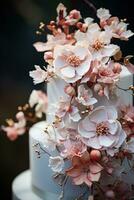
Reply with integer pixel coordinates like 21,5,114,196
86,137,102,149
61,66,75,78
89,172,101,182
98,135,115,147
89,106,107,123
74,46,88,60
108,121,118,135
76,58,91,76
54,56,67,69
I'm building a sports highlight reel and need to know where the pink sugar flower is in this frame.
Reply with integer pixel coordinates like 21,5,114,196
56,98,81,122
2,111,26,141
29,90,48,118
53,45,92,83
29,65,47,84
77,85,97,106
66,151,103,187
78,106,126,153
61,138,87,159
98,61,121,84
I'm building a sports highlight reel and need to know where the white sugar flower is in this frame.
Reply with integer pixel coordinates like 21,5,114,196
53,45,92,83
77,85,97,106
97,8,111,21
87,27,119,60
78,106,126,154
29,65,47,84
29,90,48,118
49,156,64,173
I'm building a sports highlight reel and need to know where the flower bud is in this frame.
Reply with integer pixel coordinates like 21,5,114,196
44,52,53,61
94,84,102,92
90,150,101,161
113,63,122,73
64,85,75,96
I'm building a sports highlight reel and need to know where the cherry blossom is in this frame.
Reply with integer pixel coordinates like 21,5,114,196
34,32,73,53
61,137,87,159
2,111,26,141
66,151,103,187
53,45,92,83
86,27,119,60
78,106,126,153
29,90,48,118
77,85,97,106
29,65,47,84
49,156,64,173
56,97,81,122
97,8,111,21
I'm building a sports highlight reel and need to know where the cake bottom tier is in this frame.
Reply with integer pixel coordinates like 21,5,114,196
12,170,60,200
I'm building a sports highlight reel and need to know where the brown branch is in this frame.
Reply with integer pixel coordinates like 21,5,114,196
82,0,97,14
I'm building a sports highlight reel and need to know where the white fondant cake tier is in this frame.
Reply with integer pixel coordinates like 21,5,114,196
29,121,90,200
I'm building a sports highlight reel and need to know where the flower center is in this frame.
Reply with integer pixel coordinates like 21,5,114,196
66,55,81,67
92,40,104,51
96,122,109,136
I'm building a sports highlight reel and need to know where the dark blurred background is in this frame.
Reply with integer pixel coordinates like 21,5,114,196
0,0,133,199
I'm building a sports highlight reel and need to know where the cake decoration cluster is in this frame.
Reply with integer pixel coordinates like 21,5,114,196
2,2,134,200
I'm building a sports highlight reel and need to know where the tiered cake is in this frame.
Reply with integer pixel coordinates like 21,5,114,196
8,3,134,200
29,67,133,200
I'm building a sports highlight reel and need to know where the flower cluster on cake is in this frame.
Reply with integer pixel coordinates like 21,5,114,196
2,2,134,200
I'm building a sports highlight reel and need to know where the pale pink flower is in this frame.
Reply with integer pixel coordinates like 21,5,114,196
61,138,87,159
2,126,19,141
2,111,26,141
77,85,97,106
86,27,119,60
33,32,73,52
56,98,81,122
104,17,134,40
97,8,111,21
66,151,103,187
120,105,134,136
78,106,126,152
98,61,121,84
29,65,47,84
53,45,92,83
29,90,48,118
49,156,64,173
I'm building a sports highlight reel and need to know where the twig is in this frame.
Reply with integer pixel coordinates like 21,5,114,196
82,0,97,14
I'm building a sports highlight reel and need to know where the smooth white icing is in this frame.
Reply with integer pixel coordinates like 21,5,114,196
30,68,133,199
29,121,89,199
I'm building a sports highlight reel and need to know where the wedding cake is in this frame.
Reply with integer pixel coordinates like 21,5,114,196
3,3,134,200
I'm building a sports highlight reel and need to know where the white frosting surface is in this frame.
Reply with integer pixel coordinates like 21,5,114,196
29,121,89,199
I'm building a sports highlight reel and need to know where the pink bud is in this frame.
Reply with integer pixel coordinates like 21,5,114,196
44,52,53,61
98,89,104,96
94,84,102,92
90,150,101,161
64,85,75,96
113,63,122,73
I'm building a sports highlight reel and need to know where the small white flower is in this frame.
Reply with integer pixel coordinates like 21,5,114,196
29,90,48,118
97,8,111,21
77,85,97,106
49,156,64,173
29,65,47,84
53,44,92,83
